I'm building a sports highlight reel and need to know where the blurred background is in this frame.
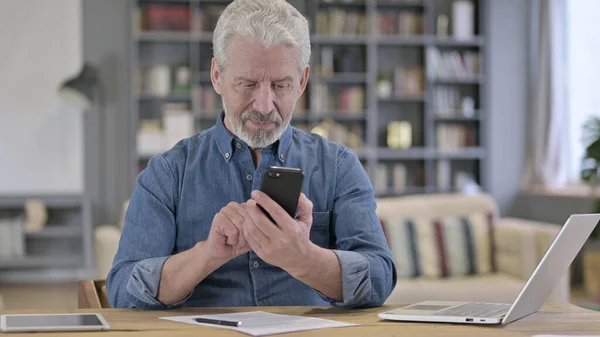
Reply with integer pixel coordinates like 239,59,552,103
0,0,599,311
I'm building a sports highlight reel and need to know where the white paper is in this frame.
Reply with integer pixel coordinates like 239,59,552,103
160,311,359,336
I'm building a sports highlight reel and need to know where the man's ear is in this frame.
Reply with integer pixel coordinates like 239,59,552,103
211,57,222,95
298,65,310,97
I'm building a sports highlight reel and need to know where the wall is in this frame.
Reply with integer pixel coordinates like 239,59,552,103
0,0,83,195
485,0,529,215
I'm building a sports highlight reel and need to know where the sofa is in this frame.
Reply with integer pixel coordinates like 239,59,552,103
376,193,569,305
94,193,570,305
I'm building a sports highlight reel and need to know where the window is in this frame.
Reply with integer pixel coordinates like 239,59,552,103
566,0,600,183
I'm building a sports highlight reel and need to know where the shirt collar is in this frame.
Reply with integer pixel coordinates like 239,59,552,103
214,110,292,164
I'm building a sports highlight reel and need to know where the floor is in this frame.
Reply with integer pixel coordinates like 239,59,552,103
0,283,599,311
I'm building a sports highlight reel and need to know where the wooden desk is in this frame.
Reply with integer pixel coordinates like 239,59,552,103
2,303,600,336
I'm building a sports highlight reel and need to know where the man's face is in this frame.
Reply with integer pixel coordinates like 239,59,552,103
211,35,309,148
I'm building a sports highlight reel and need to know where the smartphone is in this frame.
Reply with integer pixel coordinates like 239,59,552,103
258,166,304,221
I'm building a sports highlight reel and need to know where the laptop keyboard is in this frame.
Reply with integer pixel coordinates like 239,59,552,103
432,303,510,318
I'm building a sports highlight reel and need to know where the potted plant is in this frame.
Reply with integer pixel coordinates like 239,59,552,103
580,116,600,302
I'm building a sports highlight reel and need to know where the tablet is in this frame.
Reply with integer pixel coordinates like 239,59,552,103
0,313,110,332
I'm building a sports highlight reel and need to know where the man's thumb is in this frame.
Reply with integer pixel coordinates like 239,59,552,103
296,193,313,221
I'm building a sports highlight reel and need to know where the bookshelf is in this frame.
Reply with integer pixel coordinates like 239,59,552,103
0,194,94,282
128,0,487,197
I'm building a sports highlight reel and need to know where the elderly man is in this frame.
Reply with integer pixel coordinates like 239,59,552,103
107,0,397,309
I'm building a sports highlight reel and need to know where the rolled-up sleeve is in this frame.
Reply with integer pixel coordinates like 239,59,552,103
320,147,398,307
106,154,189,309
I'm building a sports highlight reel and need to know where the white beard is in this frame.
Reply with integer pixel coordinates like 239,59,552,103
222,98,291,148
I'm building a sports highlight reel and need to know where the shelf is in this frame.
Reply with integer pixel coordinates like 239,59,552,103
376,35,484,47
432,110,481,120
137,0,190,3
135,31,213,43
352,148,370,160
434,116,480,123
379,95,425,103
373,147,485,160
436,147,485,160
25,225,82,239
193,32,215,43
311,35,368,45
138,0,232,5
191,0,231,3
138,0,195,4
0,195,83,209
313,72,368,84
136,147,484,163
376,1,425,10
431,36,485,47
0,256,81,269
377,147,430,160
196,115,219,122
136,31,191,42
431,75,483,85
316,113,367,122
377,36,427,46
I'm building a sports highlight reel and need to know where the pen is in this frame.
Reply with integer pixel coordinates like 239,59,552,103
194,317,242,327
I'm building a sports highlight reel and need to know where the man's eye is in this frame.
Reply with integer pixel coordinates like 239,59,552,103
244,83,256,88
275,84,287,89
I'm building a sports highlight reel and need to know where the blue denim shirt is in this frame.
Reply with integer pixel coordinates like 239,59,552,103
107,112,397,309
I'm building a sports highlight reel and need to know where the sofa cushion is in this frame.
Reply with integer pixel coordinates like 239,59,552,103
376,193,499,222
95,225,122,279
381,211,495,279
384,274,525,305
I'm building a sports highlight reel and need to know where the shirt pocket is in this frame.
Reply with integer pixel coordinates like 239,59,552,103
310,211,331,248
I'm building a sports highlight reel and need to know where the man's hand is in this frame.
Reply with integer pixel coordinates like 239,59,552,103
206,202,251,261
244,190,316,271
157,201,250,305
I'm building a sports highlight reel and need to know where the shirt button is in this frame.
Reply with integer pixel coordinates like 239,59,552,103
246,174,253,181
257,301,264,306
236,143,242,149
224,152,230,159
253,261,259,268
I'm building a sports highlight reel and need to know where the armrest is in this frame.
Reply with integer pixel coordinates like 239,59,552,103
94,225,122,280
494,217,570,302
494,218,559,279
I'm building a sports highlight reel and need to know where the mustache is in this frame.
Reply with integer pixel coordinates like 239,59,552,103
241,110,281,123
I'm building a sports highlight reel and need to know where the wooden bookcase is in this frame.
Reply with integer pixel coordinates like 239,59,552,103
128,0,488,197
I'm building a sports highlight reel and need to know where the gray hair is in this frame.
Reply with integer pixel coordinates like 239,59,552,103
212,0,311,75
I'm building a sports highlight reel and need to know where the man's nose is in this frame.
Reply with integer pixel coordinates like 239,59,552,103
252,84,275,114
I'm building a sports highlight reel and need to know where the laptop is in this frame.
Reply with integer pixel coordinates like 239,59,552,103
378,213,600,325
